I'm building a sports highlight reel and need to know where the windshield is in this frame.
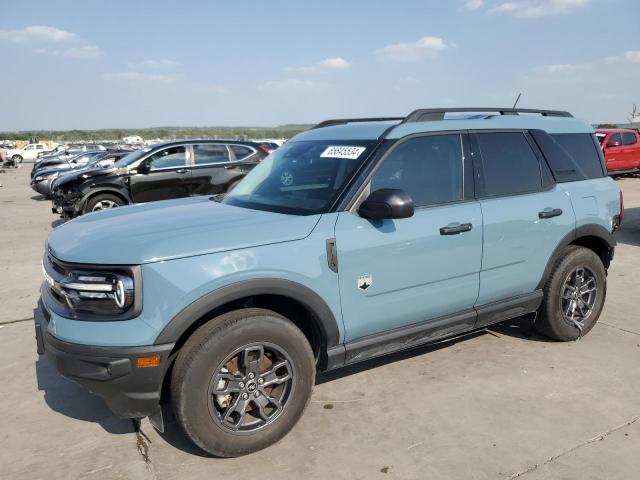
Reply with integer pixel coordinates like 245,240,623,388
223,140,376,215
112,148,148,168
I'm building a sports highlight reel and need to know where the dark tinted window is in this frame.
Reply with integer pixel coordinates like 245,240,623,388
371,135,463,207
476,132,541,196
147,146,186,170
608,133,622,145
230,145,254,160
193,144,229,165
551,134,604,180
622,132,637,145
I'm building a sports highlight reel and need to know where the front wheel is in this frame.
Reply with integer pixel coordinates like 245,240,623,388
171,308,315,457
535,246,607,341
11,154,23,164
84,193,124,214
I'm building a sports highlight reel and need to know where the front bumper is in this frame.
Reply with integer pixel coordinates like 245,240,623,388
35,302,175,418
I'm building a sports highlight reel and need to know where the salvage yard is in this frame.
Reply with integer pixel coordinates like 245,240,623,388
1,165,639,480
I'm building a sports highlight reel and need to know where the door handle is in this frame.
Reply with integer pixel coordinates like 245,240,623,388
538,208,563,219
439,223,473,235
175,168,189,174
224,165,236,169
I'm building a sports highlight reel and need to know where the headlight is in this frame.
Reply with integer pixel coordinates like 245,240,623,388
42,254,141,320
34,172,59,182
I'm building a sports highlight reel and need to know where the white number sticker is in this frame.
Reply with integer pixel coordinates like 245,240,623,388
320,146,366,160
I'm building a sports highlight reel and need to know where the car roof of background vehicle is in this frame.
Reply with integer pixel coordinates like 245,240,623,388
595,128,638,133
294,108,593,142
141,139,265,151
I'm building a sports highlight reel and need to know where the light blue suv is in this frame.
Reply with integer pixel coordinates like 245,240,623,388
36,108,623,456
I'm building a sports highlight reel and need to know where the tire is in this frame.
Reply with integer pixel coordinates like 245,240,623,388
535,246,607,341
12,155,23,163
83,193,124,214
171,308,315,457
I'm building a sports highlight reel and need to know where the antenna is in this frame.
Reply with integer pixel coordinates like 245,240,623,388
512,93,522,109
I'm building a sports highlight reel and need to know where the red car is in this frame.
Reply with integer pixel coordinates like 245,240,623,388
595,128,640,174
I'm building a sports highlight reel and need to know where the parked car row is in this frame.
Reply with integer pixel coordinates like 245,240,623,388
39,139,269,217
36,107,623,457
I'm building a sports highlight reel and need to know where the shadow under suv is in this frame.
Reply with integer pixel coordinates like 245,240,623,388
50,139,267,217
36,108,622,457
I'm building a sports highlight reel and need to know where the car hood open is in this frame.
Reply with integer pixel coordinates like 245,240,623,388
47,196,322,264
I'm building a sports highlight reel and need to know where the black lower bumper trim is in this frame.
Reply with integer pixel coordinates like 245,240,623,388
35,302,175,418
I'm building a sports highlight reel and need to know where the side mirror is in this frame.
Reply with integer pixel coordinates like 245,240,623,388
606,140,621,148
358,188,415,220
137,161,151,174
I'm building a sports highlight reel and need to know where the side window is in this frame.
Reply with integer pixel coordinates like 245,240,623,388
475,132,541,197
147,146,187,170
229,145,254,161
550,134,604,180
36,145,45,150
622,132,638,146
370,134,463,207
25,145,34,151
608,133,622,146
193,144,230,165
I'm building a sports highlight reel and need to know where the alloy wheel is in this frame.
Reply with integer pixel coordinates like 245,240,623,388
208,342,295,433
92,200,118,211
560,266,597,324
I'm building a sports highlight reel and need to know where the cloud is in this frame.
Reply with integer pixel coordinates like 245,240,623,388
375,36,447,62
285,57,351,74
36,45,102,59
134,59,180,69
260,78,327,92
489,0,590,18
0,25,77,43
462,0,484,10
103,72,177,83
605,50,640,64
538,62,592,73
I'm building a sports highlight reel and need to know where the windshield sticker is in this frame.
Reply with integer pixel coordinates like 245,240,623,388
320,146,366,160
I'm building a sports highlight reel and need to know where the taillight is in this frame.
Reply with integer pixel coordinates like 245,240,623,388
619,190,624,225
613,189,624,230
258,144,270,155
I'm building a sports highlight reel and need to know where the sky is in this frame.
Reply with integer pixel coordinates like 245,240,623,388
0,0,639,131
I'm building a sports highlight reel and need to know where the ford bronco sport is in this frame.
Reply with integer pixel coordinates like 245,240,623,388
35,108,622,457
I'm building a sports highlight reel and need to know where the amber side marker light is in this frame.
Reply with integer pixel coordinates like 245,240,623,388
136,355,161,368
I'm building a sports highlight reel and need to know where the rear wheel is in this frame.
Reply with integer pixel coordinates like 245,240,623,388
535,246,606,341
84,193,124,213
171,308,315,457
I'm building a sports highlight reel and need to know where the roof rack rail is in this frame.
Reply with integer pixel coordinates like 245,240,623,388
403,108,573,123
311,117,404,129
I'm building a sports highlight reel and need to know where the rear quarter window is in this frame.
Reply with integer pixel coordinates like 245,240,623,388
550,134,605,181
622,132,638,145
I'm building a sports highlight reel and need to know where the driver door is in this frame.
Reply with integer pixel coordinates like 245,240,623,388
335,133,482,342
130,146,191,203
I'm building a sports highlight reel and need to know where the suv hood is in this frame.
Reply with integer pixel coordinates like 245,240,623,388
47,196,322,264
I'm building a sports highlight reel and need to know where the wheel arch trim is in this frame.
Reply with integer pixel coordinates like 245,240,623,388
154,278,341,348
536,224,615,290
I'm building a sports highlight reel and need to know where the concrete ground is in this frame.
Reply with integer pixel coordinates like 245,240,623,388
1,165,639,480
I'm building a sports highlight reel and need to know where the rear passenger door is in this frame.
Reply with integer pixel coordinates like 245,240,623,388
471,131,574,317
620,132,640,170
188,144,257,196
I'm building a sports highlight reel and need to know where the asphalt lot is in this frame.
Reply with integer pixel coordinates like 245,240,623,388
1,165,639,480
